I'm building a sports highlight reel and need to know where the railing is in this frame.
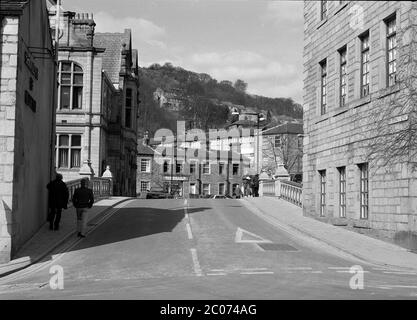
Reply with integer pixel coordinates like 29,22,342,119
280,180,302,207
66,179,83,207
65,177,112,207
91,177,112,200
262,180,276,196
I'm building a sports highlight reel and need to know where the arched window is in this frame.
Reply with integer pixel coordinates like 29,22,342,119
58,61,83,109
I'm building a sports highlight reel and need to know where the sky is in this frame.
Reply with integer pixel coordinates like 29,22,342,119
62,0,304,103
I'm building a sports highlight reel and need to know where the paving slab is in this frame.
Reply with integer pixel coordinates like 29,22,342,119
243,196,417,271
0,197,131,277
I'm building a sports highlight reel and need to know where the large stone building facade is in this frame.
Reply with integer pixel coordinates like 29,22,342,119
53,11,139,196
137,137,249,198
0,0,56,262
303,1,417,248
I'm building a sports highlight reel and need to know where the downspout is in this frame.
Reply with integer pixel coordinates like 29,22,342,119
50,0,60,180
88,51,93,164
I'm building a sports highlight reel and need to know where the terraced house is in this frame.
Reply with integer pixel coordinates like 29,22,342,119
52,10,139,196
303,1,417,249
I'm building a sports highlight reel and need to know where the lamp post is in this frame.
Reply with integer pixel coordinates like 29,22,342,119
230,108,265,174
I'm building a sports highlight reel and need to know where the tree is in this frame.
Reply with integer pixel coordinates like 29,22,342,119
362,9,417,172
234,79,248,93
186,81,205,96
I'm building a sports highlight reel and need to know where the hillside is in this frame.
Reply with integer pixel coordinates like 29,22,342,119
137,62,303,136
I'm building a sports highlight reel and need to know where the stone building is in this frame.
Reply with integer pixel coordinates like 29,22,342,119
303,1,417,248
137,137,249,197
53,10,139,196
262,122,303,182
0,0,56,262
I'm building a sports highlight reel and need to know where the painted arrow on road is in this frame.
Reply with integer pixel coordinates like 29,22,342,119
235,227,272,244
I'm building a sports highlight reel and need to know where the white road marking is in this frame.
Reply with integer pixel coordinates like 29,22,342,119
209,269,226,272
372,268,407,271
190,248,203,277
240,271,274,275
186,223,193,240
207,273,227,276
336,270,369,273
378,285,417,289
234,227,272,244
239,267,269,271
383,271,417,275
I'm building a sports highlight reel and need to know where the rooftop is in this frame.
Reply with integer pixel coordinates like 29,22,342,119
262,122,303,135
93,29,131,84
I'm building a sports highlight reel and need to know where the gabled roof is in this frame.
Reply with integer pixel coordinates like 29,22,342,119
93,29,131,84
262,122,303,135
137,140,156,156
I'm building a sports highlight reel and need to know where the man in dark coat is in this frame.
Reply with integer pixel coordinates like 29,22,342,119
47,173,69,231
252,174,260,197
72,178,94,238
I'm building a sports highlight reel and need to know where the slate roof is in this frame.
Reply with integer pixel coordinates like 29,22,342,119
262,122,303,135
137,140,156,156
93,29,131,84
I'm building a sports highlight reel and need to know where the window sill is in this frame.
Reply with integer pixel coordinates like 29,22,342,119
57,168,80,171
314,112,330,125
350,95,371,109
377,83,400,100
57,109,84,113
333,2,348,16
317,18,328,30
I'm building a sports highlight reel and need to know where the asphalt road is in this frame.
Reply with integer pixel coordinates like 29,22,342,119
0,198,417,299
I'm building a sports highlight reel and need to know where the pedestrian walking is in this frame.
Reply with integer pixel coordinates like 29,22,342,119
253,174,260,197
72,178,94,238
234,184,241,199
244,177,252,197
47,173,69,231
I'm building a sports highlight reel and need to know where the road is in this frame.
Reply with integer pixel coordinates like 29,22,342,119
0,198,417,299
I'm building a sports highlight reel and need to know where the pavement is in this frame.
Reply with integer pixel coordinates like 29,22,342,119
243,196,417,272
0,197,132,278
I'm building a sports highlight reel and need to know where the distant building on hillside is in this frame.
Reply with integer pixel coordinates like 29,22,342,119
153,87,186,112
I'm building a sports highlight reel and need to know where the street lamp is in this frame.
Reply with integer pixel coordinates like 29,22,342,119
255,113,266,174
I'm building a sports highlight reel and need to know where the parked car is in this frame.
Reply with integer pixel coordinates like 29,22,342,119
211,194,233,199
144,188,173,199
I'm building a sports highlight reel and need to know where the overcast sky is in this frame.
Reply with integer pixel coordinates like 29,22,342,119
63,0,304,103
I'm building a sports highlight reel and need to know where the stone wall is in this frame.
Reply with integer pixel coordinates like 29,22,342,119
303,1,417,246
0,0,56,262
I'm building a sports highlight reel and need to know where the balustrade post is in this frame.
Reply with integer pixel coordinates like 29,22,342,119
102,165,113,196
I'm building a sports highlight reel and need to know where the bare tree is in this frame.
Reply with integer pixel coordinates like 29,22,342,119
364,10,417,172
